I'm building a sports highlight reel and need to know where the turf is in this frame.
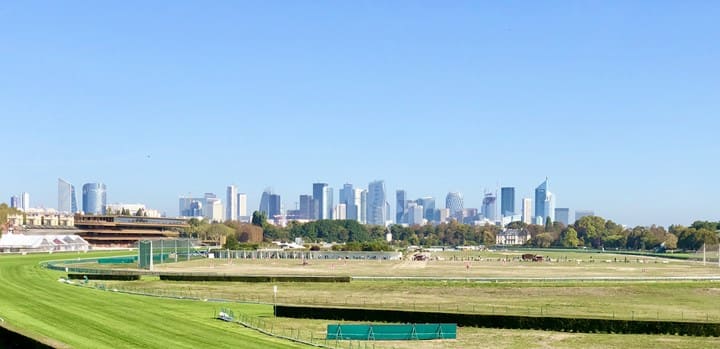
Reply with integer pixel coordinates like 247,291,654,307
0,252,308,349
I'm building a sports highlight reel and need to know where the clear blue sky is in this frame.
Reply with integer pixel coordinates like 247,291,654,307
1,1,718,227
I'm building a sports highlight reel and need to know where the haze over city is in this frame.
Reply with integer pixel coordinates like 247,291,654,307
2,1,718,227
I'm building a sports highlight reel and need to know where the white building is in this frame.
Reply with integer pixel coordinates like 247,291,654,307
205,198,224,222
237,193,248,221
521,198,532,225
495,229,531,246
20,192,30,211
334,204,347,220
407,203,424,225
226,185,238,221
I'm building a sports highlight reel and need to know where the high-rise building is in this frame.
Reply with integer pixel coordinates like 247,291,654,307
189,200,203,217
312,183,330,220
437,208,450,223
347,188,365,223
205,198,223,222
19,192,30,211
298,194,313,220
416,197,435,222
482,192,497,221
269,194,281,218
339,184,354,218
445,192,464,218
334,204,347,220
367,180,386,225
500,187,515,216
179,196,205,217
534,178,555,224
58,178,78,214
237,193,247,218
226,185,238,221
555,208,570,226
358,189,367,223
407,203,424,225
82,183,106,215
396,190,407,224
521,198,532,224
259,189,272,217
10,195,19,209
325,186,334,219
575,210,595,222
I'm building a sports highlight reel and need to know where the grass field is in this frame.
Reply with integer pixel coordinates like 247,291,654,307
0,252,307,349
3,249,720,348
153,249,720,278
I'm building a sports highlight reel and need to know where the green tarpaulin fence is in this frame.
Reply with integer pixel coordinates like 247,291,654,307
327,323,456,340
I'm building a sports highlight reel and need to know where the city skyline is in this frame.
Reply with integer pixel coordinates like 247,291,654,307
1,2,719,228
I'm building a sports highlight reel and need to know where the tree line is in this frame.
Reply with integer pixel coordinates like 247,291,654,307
182,210,719,252
524,216,719,251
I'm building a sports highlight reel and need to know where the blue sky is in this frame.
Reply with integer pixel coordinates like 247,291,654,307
1,1,718,227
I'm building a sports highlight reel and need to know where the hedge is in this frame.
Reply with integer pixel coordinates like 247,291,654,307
67,274,141,281
276,305,720,337
158,275,351,283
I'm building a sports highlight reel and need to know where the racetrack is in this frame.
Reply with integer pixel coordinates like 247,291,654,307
0,252,308,349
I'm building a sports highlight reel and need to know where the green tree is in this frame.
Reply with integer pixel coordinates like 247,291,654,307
251,211,267,227
531,233,554,248
544,217,553,232
135,208,144,216
561,227,580,248
206,223,234,243
663,233,678,250
223,234,240,250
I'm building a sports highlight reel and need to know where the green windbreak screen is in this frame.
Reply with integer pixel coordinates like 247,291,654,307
327,323,456,340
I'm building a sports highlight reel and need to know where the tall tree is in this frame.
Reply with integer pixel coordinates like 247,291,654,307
251,211,267,227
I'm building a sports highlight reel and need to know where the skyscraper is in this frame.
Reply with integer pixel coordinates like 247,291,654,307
575,210,595,222
259,189,272,217
205,198,223,222
312,183,330,220
334,203,347,220
20,192,30,211
555,208,570,226
299,194,313,220
482,192,497,221
82,183,106,214
396,190,407,224
226,185,237,221
445,192,464,218
349,188,366,223
10,196,19,209
58,178,78,214
269,194,281,218
407,203,424,225
367,180,386,225
339,184,353,218
534,178,554,224
416,197,435,222
359,189,368,224
237,193,247,218
500,187,515,217
325,186,334,219
521,198,532,224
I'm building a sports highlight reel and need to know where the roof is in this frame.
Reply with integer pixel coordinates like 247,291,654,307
0,233,88,249
497,229,530,237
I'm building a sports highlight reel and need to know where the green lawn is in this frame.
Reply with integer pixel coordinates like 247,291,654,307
0,252,308,349
3,251,720,348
